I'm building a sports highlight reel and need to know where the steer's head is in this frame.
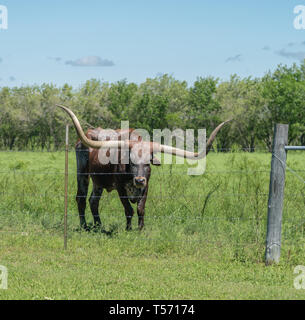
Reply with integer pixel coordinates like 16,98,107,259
127,141,161,188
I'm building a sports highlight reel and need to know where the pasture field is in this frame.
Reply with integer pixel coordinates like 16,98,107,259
0,150,304,300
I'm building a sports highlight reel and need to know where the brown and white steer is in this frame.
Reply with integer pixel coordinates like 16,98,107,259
58,105,230,231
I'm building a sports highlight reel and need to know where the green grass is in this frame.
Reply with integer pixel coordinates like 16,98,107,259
0,150,304,299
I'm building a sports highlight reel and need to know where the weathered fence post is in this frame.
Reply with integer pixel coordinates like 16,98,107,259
64,124,69,250
265,124,289,265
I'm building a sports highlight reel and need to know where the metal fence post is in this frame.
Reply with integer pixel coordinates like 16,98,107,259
265,124,289,265
64,124,69,250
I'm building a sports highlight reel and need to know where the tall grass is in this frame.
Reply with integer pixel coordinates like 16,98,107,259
0,151,304,264
0,151,305,299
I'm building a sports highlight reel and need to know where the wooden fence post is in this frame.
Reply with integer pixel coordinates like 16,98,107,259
265,124,289,265
64,124,69,250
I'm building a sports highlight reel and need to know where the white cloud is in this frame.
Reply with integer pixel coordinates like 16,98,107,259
275,49,305,61
48,57,62,62
225,54,242,63
65,56,115,67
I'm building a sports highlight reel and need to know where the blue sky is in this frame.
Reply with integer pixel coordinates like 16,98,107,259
1,0,305,88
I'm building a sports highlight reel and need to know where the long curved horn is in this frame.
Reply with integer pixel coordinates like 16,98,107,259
151,119,231,159
57,104,231,159
57,104,128,149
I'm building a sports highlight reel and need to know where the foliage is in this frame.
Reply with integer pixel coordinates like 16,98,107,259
1,62,305,151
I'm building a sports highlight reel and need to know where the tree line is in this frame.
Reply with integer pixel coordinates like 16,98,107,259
0,62,305,151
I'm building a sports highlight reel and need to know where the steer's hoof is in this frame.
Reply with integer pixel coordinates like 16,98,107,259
92,224,102,233
81,224,90,232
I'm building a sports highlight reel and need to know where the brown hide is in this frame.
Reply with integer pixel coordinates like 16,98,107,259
77,128,147,192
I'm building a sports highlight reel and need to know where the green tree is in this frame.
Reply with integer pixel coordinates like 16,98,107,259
262,62,305,146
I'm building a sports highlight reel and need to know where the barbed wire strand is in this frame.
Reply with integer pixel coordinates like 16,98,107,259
0,147,273,153
0,170,298,175
273,153,305,184
0,210,304,223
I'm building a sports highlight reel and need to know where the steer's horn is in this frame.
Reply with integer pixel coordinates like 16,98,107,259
57,104,231,158
151,119,231,159
57,104,128,149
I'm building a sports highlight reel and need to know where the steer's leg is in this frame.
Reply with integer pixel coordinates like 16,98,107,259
137,186,148,230
118,187,134,231
76,144,89,230
89,184,103,227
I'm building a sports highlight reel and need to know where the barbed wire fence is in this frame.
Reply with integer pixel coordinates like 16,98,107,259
0,124,304,264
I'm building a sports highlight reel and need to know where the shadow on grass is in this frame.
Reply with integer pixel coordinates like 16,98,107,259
73,222,119,237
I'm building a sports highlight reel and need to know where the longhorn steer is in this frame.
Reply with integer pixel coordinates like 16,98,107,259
57,105,230,231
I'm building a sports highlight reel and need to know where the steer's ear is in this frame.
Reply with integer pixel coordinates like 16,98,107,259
150,156,161,166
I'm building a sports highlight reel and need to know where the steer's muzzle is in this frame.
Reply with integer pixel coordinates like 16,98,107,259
133,176,147,188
